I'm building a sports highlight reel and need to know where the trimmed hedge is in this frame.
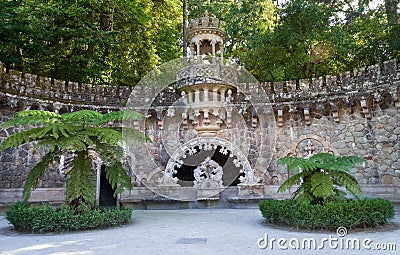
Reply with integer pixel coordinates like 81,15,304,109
6,202,132,233
259,198,395,230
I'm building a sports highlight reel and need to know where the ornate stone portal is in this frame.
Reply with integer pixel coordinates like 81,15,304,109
123,12,276,201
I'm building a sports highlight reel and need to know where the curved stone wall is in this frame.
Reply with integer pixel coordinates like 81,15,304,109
0,59,399,203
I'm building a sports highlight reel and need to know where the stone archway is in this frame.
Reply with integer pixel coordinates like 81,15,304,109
170,144,243,187
159,137,255,188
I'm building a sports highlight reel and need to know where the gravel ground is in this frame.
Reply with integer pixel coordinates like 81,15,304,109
0,206,399,255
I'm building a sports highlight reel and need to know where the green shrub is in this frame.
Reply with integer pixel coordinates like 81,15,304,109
6,202,132,233
259,198,395,230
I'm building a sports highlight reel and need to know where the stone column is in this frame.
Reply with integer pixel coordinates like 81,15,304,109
204,87,209,102
96,166,101,206
212,88,218,102
195,89,200,103
196,41,201,63
187,90,193,104
220,44,224,63
220,88,226,102
190,44,195,62
211,41,216,57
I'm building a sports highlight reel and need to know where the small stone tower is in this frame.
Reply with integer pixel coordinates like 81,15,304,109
186,10,225,60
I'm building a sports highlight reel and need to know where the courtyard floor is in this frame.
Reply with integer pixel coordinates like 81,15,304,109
0,206,399,255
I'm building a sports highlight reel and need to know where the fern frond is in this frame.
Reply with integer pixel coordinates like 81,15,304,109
310,172,334,200
293,186,314,204
61,110,102,125
122,127,152,147
277,156,297,166
22,151,56,202
51,123,74,139
34,123,77,139
310,154,364,173
333,172,362,198
58,135,90,152
278,156,317,173
0,127,43,150
90,110,144,126
65,153,96,205
309,153,335,162
277,171,307,193
339,156,365,165
122,110,144,121
95,144,124,161
16,110,58,118
95,128,123,146
104,161,133,196
78,127,98,137
0,122,75,150
35,137,58,152
2,110,61,127
58,123,77,138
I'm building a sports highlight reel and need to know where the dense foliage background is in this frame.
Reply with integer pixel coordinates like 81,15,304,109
0,0,399,85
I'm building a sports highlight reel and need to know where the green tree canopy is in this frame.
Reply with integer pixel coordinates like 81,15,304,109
0,0,182,86
0,0,398,84
242,0,396,81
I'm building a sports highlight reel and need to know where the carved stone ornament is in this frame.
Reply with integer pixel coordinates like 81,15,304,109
193,157,223,189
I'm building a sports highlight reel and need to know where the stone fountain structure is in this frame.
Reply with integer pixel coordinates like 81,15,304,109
123,11,276,203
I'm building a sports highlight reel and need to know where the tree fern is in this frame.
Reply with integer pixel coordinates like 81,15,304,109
277,152,365,204
0,109,148,212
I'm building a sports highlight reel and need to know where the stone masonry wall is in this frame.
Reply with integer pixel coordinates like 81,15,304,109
0,59,399,201
271,108,400,188
0,111,66,189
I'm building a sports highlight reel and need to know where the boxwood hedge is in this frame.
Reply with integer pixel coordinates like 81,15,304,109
6,202,132,233
259,198,395,230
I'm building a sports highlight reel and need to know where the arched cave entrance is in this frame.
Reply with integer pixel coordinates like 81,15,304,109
173,145,243,187
99,165,117,207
